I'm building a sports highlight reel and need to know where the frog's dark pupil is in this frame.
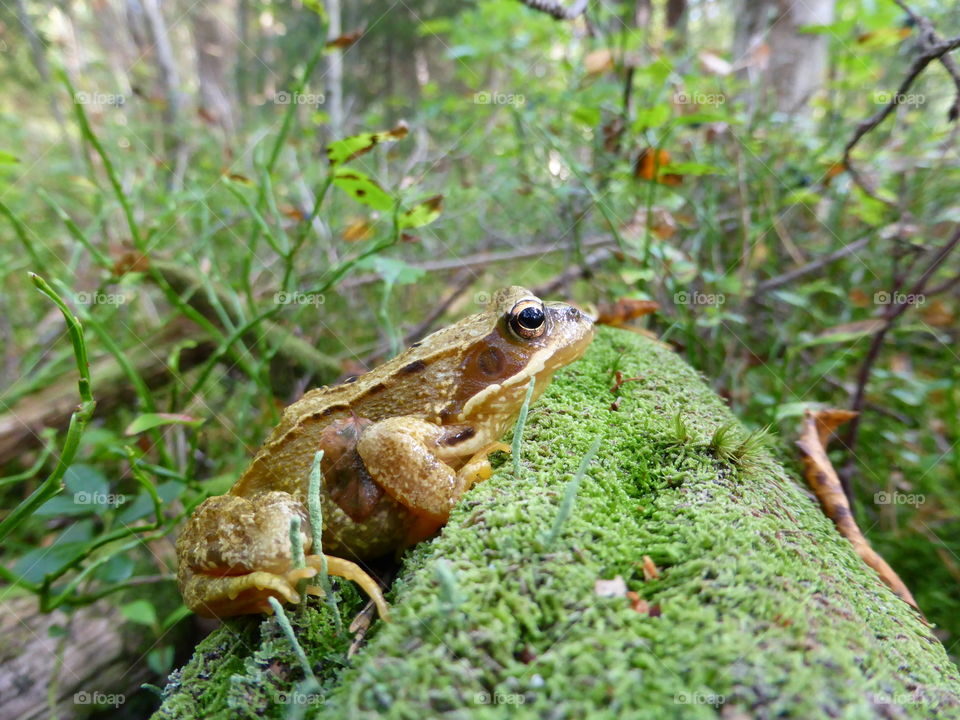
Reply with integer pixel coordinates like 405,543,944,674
517,306,544,329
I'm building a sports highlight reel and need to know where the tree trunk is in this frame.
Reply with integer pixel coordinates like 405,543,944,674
325,0,344,139
152,327,960,719
768,0,834,115
191,4,237,142
733,0,835,118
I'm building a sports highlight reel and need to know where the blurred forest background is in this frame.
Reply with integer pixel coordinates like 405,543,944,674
0,0,959,717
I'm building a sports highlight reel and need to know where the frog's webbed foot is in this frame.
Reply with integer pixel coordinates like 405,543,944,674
459,441,511,488
303,554,390,622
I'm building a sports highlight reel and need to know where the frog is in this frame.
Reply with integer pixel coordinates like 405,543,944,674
176,286,595,621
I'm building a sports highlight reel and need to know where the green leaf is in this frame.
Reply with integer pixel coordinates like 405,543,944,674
333,167,394,211
572,105,601,127
783,188,822,206
357,256,426,286
399,195,443,229
121,599,158,627
325,124,409,166
661,161,722,176
94,554,135,583
0,150,20,164
125,413,204,436
148,646,175,676
632,105,671,131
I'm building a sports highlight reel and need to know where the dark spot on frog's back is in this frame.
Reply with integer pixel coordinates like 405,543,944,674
318,404,349,418
363,382,387,397
401,359,427,374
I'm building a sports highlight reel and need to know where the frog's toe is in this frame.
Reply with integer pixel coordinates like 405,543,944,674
305,555,391,622
187,571,303,617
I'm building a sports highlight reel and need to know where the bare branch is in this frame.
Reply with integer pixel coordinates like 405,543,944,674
516,0,589,21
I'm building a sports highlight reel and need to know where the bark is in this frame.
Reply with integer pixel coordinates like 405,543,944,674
0,319,213,466
0,596,150,720
152,328,960,719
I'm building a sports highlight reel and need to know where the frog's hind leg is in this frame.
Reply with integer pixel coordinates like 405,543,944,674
304,554,391,621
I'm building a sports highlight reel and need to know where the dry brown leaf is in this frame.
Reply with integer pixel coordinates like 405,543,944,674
634,147,682,186
342,219,373,243
596,298,659,327
796,409,923,615
326,29,363,49
921,299,954,327
625,591,650,614
584,49,615,76
642,555,661,581
848,288,871,308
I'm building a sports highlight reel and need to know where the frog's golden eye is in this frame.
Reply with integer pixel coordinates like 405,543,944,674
508,300,546,340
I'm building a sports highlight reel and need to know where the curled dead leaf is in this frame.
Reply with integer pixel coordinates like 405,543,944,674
595,298,659,327
796,409,923,616
326,29,363,49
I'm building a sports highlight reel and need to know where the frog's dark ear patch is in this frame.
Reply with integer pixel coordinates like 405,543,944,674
442,426,476,446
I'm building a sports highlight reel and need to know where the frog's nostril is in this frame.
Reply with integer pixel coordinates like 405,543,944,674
566,307,580,320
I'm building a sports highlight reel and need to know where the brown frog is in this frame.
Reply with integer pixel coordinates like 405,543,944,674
176,286,594,621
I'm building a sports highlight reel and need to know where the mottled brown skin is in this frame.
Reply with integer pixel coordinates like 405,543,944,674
176,287,595,620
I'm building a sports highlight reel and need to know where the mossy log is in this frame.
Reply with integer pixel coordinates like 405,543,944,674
153,327,960,719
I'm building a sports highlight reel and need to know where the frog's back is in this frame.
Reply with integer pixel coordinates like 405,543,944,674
230,318,488,498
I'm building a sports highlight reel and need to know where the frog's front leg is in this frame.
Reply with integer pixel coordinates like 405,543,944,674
176,490,389,619
356,416,508,531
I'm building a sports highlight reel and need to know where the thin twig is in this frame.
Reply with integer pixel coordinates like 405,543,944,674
516,0,589,21
839,226,960,496
843,26,960,199
752,234,873,296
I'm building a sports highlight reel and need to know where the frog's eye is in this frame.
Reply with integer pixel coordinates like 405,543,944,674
508,300,546,340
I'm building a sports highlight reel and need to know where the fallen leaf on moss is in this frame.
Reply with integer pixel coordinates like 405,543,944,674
594,575,627,598
642,555,661,581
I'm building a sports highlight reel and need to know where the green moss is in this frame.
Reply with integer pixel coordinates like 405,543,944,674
154,328,960,719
